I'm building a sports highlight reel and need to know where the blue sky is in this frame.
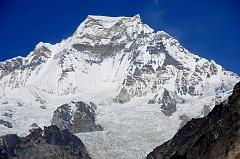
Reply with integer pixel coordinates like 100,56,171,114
0,0,239,74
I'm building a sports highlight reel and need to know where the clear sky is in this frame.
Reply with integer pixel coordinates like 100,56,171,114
0,0,239,74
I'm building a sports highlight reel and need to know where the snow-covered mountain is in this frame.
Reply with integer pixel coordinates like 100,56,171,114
0,15,239,158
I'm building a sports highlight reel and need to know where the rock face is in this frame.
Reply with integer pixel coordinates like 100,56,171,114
147,82,240,159
51,101,103,133
178,114,190,129
0,125,90,159
148,89,185,116
0,119,12,128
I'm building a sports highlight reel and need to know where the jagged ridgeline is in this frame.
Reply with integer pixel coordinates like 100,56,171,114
0,15,238,100
0,15,239,158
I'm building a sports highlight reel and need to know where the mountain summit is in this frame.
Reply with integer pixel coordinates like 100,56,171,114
0,15,239,158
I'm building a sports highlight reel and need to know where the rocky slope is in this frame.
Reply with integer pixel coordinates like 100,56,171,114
147,82,240,159
0,125,90,159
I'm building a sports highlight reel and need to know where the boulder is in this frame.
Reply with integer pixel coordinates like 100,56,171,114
52,101,103,133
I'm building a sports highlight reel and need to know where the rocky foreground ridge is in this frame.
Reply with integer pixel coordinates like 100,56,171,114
0,125,90,159
147,82,240,159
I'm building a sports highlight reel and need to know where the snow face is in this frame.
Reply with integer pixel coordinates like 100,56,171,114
0,15,239,158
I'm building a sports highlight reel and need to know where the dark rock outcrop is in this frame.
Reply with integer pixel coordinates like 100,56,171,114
202,105,211,117
147,82,240,159
0,125,90,159
0,119,13,128
148,89,185,116
114,87,131,103
159,89,178,116
178,114,190,129
51,101,103,133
